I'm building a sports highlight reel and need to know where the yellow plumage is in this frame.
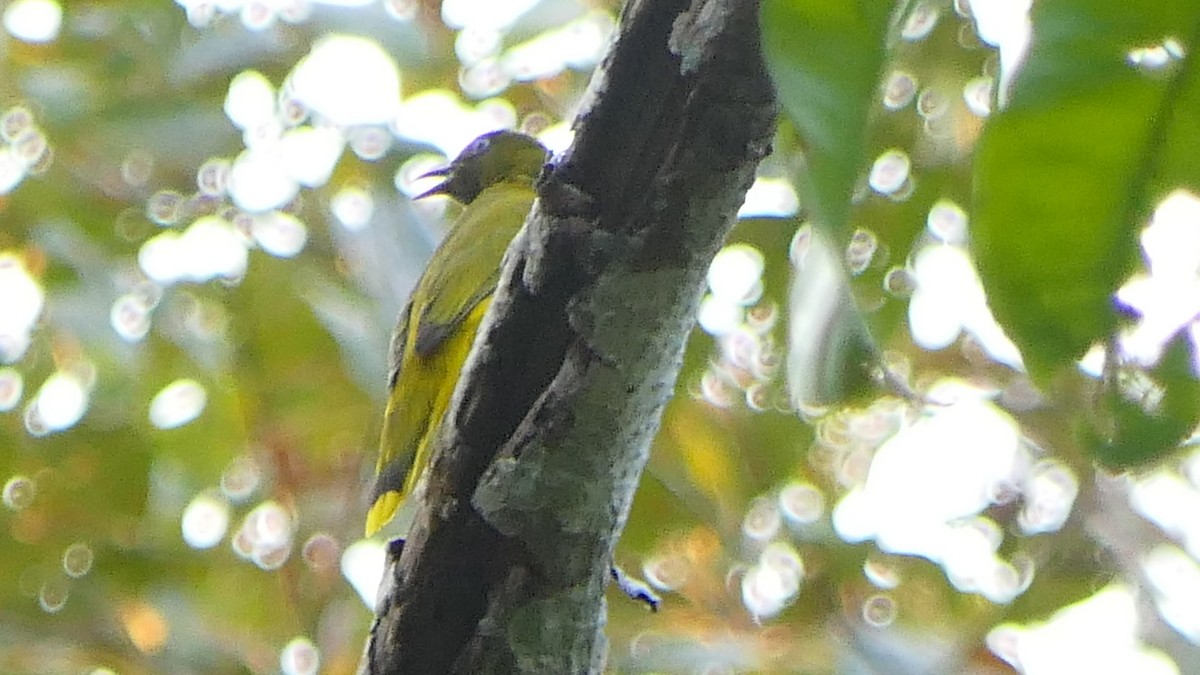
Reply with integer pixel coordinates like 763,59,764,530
366,131,547,536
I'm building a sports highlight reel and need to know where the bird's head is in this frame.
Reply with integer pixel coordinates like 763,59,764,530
415,130,548,204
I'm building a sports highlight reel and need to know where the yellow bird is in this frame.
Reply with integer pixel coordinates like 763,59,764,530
365,130,548,536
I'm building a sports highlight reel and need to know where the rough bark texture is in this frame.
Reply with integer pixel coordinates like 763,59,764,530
360,0,777,671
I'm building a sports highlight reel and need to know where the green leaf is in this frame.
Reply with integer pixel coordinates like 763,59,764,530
760,0,896,241
972,1,1200,383
1088,334,1200,469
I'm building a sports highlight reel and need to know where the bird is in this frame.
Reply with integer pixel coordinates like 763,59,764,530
365,130,548,536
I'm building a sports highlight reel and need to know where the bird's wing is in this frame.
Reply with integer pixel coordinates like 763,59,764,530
366,183,534,535
410,183,535,357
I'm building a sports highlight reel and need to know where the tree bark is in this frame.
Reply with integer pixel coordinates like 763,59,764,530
360,0,776,671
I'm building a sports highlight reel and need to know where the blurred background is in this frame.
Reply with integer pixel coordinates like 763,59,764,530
2,1,1200,674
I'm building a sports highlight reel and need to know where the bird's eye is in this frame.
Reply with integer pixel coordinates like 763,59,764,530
465,137,490,155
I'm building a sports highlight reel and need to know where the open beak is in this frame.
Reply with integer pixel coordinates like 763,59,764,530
413,166,453,200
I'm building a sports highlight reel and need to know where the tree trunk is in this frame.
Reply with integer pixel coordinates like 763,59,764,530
360,0,777,671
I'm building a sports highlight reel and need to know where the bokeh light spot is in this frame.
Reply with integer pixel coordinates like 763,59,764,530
119,601,169,654
642,553,690,592
883,266,916,298
862,593,897,627
3,0,62,44
456,25,503,66
926,200,969,244
331,186,374,231
383,0,418,21
742,542,804,621
0,146,26,193
120,150,154,187
149,378,207,429
988,585,1179,675
30,371,89,432
901,1,939,41
845,228,878,275
882,70,918,110
220,455,261,503
196,158,232,197
863,557,901,590
3,475,35,510
279,125,345,188
290,35,401,126
239,2,277,31
1143,544,1200,643
460,59,511,98
742,496,782,542
139,216,250,285
697,295,744,338
963,76,994,117
225,70,276,131
441,0,539,31
708,244,765,306
908,244,1023,368
38,577,69,613
0,105,34,141
146,190,185,226
348,126,392,161
916,88,948,120
1019,460,1078,535
252,212,307,258
110,293,153,342
228,148,301,213
832,387,1032,602
280,636,321,675
62,542,95,578
778,482,824,526
341,539,387,608
0,367,24,410
738,177,799,218
236,500,293,570
0,252,44,362
867,149,911,195
181,493,230,549
301,533,340,570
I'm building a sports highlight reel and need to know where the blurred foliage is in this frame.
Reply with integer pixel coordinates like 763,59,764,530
2,1,1200,675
